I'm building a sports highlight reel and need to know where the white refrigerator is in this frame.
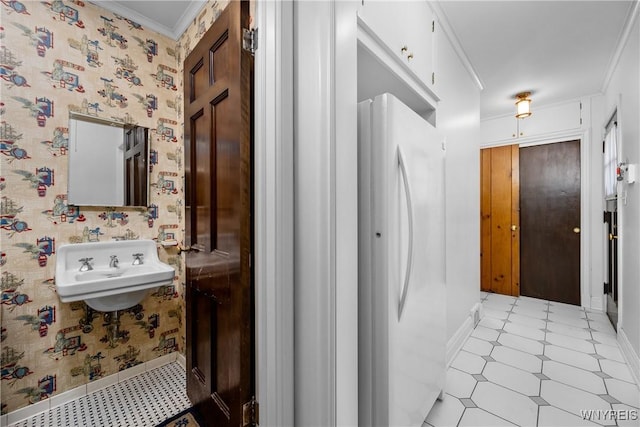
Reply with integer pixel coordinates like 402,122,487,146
358,93,446,427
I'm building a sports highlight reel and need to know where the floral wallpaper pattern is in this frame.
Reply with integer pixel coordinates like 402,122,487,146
0,0,229,415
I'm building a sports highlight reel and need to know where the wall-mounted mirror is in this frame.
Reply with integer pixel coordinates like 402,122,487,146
68,113,149,207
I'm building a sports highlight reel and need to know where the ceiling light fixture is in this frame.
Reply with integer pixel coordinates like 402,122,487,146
515,92,532,119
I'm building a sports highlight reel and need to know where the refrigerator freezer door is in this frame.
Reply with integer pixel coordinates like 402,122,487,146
360,93,446,427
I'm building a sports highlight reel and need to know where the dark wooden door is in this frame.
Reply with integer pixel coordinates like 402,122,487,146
520,140,581,305
183,1,254,425
480,145,520,296
124,126,148,206
605,210,618,329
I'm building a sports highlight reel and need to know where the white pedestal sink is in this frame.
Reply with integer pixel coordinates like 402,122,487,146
55,240,175,312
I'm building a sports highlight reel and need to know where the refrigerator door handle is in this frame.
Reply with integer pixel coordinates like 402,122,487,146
397,146,414,320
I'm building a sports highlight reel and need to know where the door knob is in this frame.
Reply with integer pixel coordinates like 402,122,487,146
609,233,618,240
511,225,518,231
573,227,581,234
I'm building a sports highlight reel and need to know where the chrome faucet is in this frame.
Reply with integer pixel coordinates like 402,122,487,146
132,253,144,265
78,257,93,272
109,255,119,268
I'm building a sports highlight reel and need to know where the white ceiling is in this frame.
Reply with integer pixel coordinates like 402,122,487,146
438,1,636,118
91,1,637,119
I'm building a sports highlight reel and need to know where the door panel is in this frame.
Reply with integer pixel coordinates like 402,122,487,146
520,140,581,305
480,145,520,296
184,1,254,425
605,210,618,329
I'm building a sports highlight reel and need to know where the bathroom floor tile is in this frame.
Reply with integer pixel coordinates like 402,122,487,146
457,408,516,426
8,362,189,427
537,405,601,426
482,361,540,396
445,368,478,399
462,336,494,356
490,345,543,373
545,332,596,354
600,359,637,384
451,350,486,375
498,332,545,355
604,378,640,408
540,380,615,425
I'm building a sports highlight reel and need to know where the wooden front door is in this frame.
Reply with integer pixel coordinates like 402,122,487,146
481,145,520,296
520,140,581,305
183,1,254,425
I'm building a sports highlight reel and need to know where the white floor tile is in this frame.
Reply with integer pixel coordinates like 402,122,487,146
484,307,511,320
611,404,640,426
544,345,601,372
545,332,596,354
491,345,543,373
547,304,586,317
483,299,516,312
537,405,601,427
542,361,607,395
548,301,585,312
451,350,486,375
540,380,614,425
515,296,549,307
508,312,548,329
503,322,546,341
596,343,626,363
424,394,464,427
545,320,592,340
483,361,540,396
604,378,640,408
498,332,545,355
458,408,517,426
585,311,609,322
589,320,616,335
600,359,637,384
471,381,539,426
462,336,494,356
445,368,477,399
547,313,589,328
591,331,618,347
485,293,517,304
478,316,505,330
511,305,549,320
471,326,500,342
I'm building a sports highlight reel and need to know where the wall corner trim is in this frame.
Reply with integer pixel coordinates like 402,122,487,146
601,0,640,93
617,327,640,387
446,308,477,367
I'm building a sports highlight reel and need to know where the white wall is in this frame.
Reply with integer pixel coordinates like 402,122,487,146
434,25,482,346
602,10,640,375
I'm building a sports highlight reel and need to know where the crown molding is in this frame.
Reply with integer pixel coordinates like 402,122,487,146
90,1,207,40
431,1,484,91
601,0,639,93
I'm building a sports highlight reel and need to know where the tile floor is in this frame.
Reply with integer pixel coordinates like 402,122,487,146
9,294,640,427
8,362,189,427
425,292,640,427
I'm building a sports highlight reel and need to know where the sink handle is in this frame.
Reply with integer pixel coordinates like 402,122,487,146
78,257,94,272
132,253,144,265
109,255,119,268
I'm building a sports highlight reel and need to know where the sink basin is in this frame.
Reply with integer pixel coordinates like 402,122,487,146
56,240,175,312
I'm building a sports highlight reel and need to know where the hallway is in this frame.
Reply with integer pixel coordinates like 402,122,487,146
425,293,639,426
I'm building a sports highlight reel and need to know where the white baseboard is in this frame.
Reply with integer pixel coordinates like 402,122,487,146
177,352,186,369
4,352,180,426
590,296,604,312
618,327,640,387
447,316,475,367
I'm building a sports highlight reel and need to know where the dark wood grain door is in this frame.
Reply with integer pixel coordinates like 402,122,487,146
520,140,581,305
183,1,254,425
124,126,148,206
480,145,520,296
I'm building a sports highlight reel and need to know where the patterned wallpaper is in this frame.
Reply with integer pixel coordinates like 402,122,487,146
0,0,229,415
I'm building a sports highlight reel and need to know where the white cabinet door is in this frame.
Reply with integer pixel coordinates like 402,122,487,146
518,101,582,138
480,115,519,145
358,1,434,91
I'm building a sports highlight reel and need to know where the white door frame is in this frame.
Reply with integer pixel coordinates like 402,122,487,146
254,1,360,425
254,1,295,425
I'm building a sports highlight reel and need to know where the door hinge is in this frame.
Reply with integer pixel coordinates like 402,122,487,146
432,72,435,85
579,102,583,125
432,20,435,32
243,397,259,426
243,28,258,55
